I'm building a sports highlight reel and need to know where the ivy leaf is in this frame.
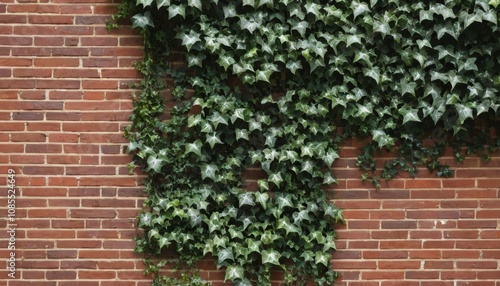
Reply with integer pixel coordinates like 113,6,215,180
187,0,202,10
147,155,164,173
286,60,303,74
185,140,203,157
269,172,283,187
363,67,380,84
490,0,500,8
131,12,154,29
208,112,228,128
255,191,269,209
238,193,255,207
217,54,236,71
240,17,259,34
206,132,223,149
276,193,293,209
256,70,273,83
399,107,421,124
315,251,331,267
168,4,186,19
201,164,218,180
158,236,170,249
372,130,394,148
292,210,311,224
225,265,245,281
291,20,309,37
136,0,153,8
223,4,237,18
351,1,370,19
261,249,281,265
261,231,278,245
242,0,255,8
304,1,321,18
235,129,249,141
455,104,473,125
180,30,201,52
156,0,170,8
218,248,234,265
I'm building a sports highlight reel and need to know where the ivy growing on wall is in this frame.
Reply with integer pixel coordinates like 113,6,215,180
110,0,500,285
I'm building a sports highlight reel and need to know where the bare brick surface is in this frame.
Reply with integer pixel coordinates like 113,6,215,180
1,1,499,285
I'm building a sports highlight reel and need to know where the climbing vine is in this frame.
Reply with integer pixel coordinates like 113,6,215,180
110,0,500,285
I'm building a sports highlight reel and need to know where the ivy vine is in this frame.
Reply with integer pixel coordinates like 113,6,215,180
110,0,500,285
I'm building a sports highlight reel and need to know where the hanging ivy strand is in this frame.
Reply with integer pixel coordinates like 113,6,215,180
110,0,500,285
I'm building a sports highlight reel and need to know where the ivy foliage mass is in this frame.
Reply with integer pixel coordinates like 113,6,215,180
113,0,500,285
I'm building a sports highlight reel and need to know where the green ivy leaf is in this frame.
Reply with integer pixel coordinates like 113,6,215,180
131,12,154,29
201,164,218,180
168,4,186,19
185,140,203,157
399,107,421,124
155,0,170,8
147,154,164,173
187,0,202,10
225,265,245,281
261,249,281,265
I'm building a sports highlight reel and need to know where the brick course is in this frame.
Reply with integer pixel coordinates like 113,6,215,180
1,0,499,285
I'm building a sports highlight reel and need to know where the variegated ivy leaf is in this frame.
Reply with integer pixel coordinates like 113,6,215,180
168,4,185,19
235,129,249,141
286,60,303,74
131,12,154,29
262,249,281,265
372,130,394,148
242,0,255,8
455,104,474,125
323,171,337,184
257,0,273,8
156,0,169,8
323,149,339,166
218,248,234,265
255,191,269,208
158,236,170,249
276,193,293,209
199,121,213,133
260,231,278,245
399,107,421,124
201,164,218,180
351,1,370,19
490,0,500,8
363,67,380,84
180,30,200,52
187,0,202,10
217,54,235,71
148,228,160,239
206,132,223,149
277,217,300,235
290,20,309,37
225,265,245,281
256,70,273,83
240,17,259,34
269,172,283,187
223,4,237,18
185,140,203,157
300,160,314,175
247,239,261,254
208,112,228,128
292,210,311,224
315,251,331,267
238,193,255,207
136,0,153,8
147,154,164,173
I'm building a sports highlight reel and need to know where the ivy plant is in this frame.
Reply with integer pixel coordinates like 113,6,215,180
110,0,500,285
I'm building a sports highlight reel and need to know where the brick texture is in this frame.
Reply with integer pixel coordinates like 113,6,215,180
1,1,500,285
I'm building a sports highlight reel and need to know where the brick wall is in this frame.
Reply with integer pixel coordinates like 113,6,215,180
0,0,499,285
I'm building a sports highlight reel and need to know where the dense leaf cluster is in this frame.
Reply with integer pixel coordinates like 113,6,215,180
112,0,500,285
